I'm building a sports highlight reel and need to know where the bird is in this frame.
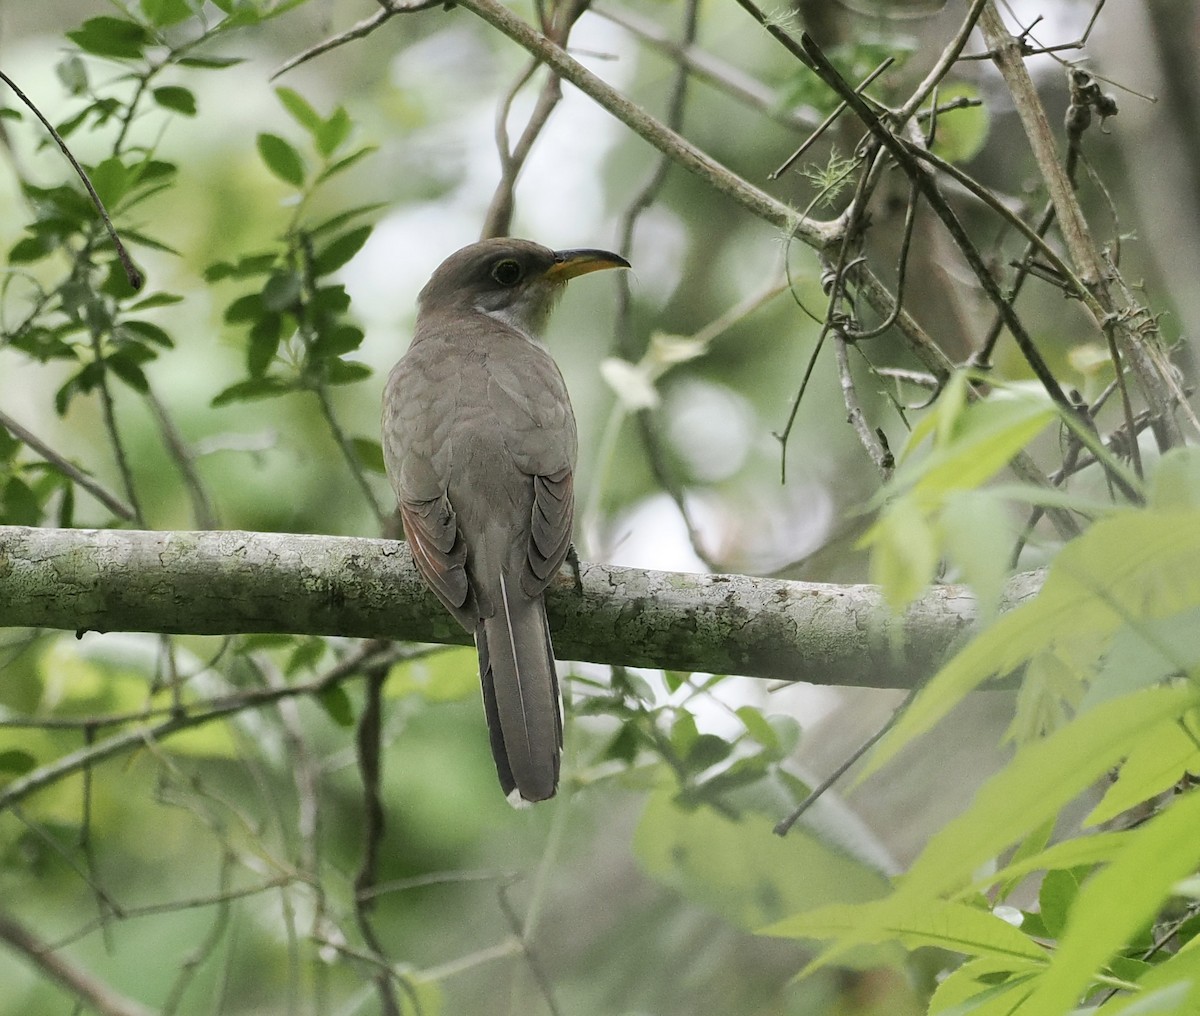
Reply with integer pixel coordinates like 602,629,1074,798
381,238,630,804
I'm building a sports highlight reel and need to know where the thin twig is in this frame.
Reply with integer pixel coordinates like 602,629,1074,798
144,388,218,529
978,3,1184,449
834,331,893,478
88,328,146,525
0,910,154,1016
498,884,562,1016
0,642,400,813
593,3,819,130
608,0,716,569
455,0,837,250
0,409,135,520
353,664,401,1016
774,688,917,837
771,57,894,180
49,877,293,951
313,383,389,530
0,70,141,290
270,0,443,80
481,0,589,239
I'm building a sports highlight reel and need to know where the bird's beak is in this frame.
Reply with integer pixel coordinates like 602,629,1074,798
545,248,631,281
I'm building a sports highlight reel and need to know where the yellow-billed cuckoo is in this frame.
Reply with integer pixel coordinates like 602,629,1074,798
382,238,629,804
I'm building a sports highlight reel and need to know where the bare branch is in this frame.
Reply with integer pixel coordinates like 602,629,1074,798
0,911,154,1016
270,0,443,80
978,3,1187,448
0,525,1040,690
454,0,838,251
0,410,136,521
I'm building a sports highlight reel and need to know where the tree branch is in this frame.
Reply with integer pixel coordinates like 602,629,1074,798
0,526,1040,689
453,0,838,251
0,910,153,1016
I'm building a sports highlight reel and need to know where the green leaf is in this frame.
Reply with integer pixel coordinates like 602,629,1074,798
890,383,1055,505
684,733,733,773
981,832,1126,896
928,957,1038,1015
176,54,245,69
636,785,889,932
1021,789,1200,1016
152,85,197,116
275,87,324,136
1094,946,1200,1015
736,706,779,751
118,228,179,255
313,225,372,275
317,686,355,728
0,750,37,776
316,106,352,157
119,320,174,348
310,324,364,359
247,314,283,377
9,234,55,264
107,347,153,392
895,685,1199,906
310,203,386,239
141,0,196,27
205,252,278,281
350,437,386,475
256,133,306,187
224,292,263,323
90,156,131,207
2,478,42,526
862,508,1200,776
55,56,89,95
866,495,938,611
764,897,1046,966
669,711,699,759
316,145,377,185
261,271,302,312
1086,716,1200,827
100,259,145,300
285,637,325,675
1150,446,1200,510
1006,649,1084,743
928,82,989,164
310,284,350,316
128,292,183,311
938,490,1013,621
55,361,106,414
66,17,153,59
603,723,641,764
210,376,295,406
1036,868,1080,938
323,360,372,386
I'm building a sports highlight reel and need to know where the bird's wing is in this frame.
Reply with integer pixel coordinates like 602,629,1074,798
397,492,471,618
383,354,472,623
486,348,578,596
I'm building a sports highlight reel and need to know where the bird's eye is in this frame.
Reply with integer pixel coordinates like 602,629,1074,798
491,259,523,286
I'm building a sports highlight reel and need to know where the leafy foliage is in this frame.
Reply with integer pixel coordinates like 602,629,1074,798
0,3,1196,1016
765,447,1200,1014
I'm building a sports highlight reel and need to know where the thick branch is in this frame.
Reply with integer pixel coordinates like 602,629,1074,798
0,526,1039,689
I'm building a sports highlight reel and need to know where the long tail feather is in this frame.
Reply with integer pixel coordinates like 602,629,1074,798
477,573,561,803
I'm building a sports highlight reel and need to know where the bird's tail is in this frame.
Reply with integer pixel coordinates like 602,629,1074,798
476,572,562,804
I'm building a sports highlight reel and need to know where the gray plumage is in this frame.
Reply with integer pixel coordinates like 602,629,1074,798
381,238,628,803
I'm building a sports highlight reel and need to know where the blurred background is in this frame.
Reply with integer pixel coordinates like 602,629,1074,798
0,1,1195,1013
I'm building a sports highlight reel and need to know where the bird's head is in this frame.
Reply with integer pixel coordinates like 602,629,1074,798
417,237,630,338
